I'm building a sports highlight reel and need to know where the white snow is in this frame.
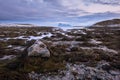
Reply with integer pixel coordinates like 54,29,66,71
37,32,42,35
61,32,69,37
60,27,84,31
96,46,118,54
80,47,91,50
1,33,53,41
72,30,86,35
7,45,12,48
80,30,87,35
27,33,52,40
85,28,95,31
13,46,26,51
52,27,62,31
89,39,102,45
0,55,16,60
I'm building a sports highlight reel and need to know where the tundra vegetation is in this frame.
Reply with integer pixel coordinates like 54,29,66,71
0,26,120,80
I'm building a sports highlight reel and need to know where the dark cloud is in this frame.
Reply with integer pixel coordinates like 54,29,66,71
0,0,53,20
86,0,120,5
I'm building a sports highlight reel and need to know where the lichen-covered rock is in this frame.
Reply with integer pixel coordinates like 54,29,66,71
27,40,50,57
29,62,120,80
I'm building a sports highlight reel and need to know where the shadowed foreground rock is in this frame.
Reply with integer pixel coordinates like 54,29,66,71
27,40,50,57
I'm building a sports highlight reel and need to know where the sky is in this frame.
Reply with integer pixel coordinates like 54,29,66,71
0,0,120,26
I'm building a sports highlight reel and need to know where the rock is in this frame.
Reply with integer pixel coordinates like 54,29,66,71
27,40,50,57
110,70,120,75
97,60,111,71
28,62,120,80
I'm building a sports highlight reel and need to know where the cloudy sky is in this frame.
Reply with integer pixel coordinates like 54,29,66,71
0,0,120,26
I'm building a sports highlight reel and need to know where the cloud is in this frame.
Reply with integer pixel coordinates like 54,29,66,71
86,0,120,5
0,0,119,23
57,0,120,14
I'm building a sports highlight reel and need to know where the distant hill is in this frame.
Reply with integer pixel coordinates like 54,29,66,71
0,23,36,27
58,23,72,27
93,19,120,27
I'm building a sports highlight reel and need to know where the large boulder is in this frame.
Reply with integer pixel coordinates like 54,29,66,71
27,40,50,57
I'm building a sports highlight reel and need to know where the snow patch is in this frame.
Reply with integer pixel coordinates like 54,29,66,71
0,55,16,60
2,33,53,41
7,45,12,48
60,27,84,31
89,39,102,45
13,46,26,51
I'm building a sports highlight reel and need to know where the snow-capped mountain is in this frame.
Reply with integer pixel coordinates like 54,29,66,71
58,23,72,27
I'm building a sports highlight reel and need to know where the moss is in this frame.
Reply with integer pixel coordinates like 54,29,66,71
110,61,120,70
70,47,79,52
26,40,36,47
0,70,30,80
61,36,73,41
17,56,66,73
0,48,21,57
42,37,51,40
49,45,68,56
0,41,8,48
75,37,83,41
8,39,26,46
0,57,17,68
40,59,65,72
85,61,98,67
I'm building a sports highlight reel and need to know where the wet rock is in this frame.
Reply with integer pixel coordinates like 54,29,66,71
27,40,50,57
